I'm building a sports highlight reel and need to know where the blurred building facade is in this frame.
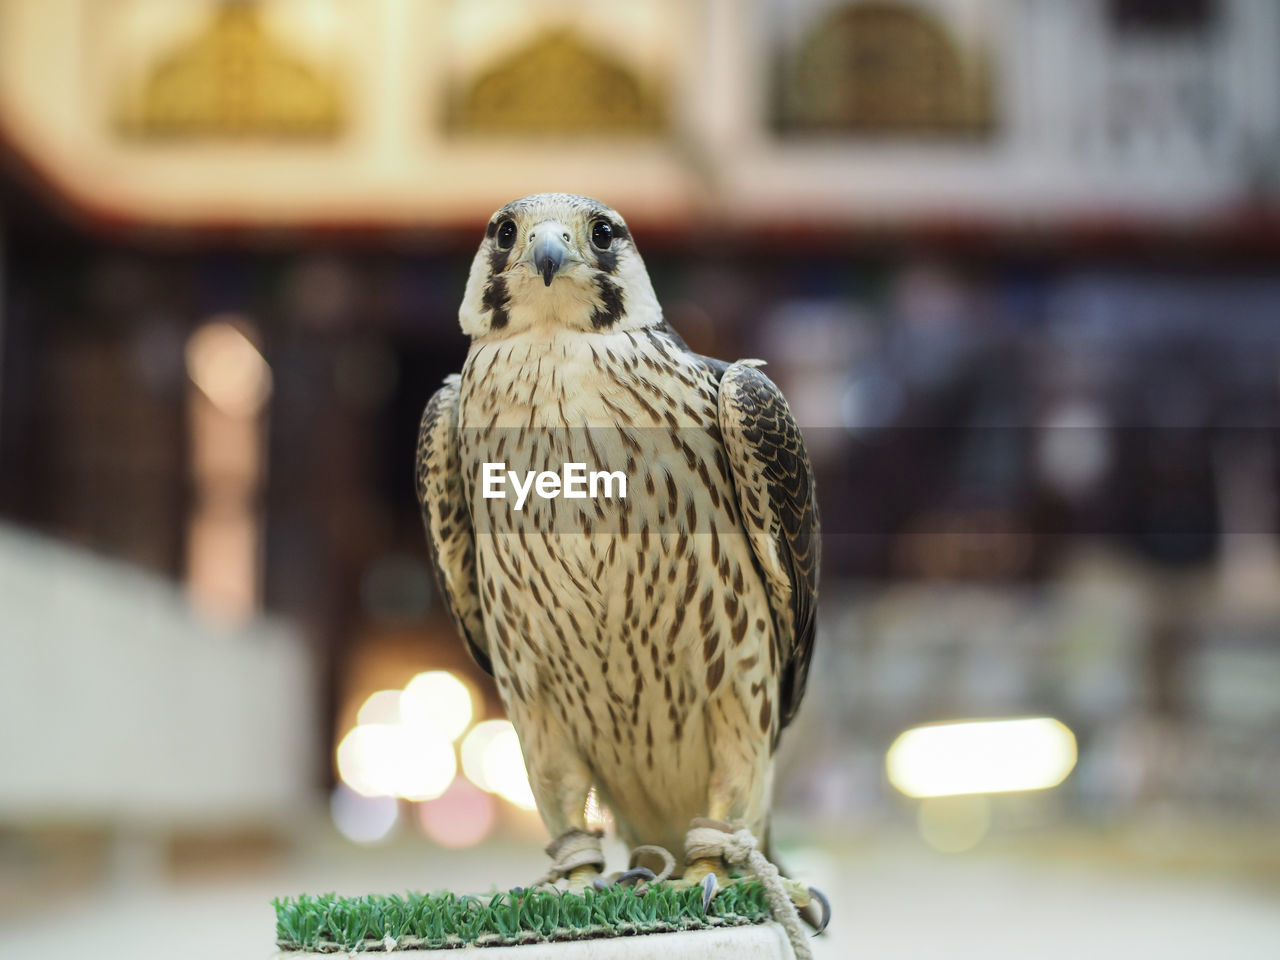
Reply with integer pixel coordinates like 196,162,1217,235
1,0,1278,869
0,0,1277,226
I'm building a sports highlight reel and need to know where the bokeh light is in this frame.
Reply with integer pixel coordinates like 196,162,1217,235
917,795,993,853
396,723,458,801
401,670,474,742
336,721,457,801
330,784,398,844
184,319,272,418
416,778,497,849
356,689,403,726
460,719,539,810
482,723,538,811
887,717,1078,799
460,719,512,792
336,723,402,798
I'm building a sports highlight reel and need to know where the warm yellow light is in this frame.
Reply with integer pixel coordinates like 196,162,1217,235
401,671,474,742
185,319,272,418
356,689,403,726
886,717,1078,798
481,723,538,811
396,724,458,801
336,723,402,798
186,506,257,624
460,719,512,792
335,722,456,801
266,0,342,48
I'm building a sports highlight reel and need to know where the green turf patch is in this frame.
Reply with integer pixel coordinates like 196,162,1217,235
274,881,772,952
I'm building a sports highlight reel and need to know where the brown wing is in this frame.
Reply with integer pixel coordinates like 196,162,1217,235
416,375,491,675
717,360,820,731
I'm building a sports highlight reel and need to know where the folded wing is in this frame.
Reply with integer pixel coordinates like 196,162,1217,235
717,361,820,732
416,374,491,675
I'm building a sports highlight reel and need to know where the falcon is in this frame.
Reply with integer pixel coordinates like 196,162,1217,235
417,194,821,915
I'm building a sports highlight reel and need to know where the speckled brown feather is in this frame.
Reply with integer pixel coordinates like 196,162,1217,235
449,323,787,858
716,362,820,733
416,374,491,675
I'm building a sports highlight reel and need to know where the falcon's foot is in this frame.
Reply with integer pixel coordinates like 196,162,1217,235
678,817,737,896
681,855,731,886
676,866,829,931
770,878,831,933
530,828,605,892
564,864,603,894
668,856,731,913
799,884,832,935
680,818,832,932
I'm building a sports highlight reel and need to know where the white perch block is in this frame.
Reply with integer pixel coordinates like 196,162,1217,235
276,923,795,960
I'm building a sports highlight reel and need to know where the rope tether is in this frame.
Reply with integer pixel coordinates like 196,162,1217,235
534,822,817,960
532,828,606,887
685,818,814,960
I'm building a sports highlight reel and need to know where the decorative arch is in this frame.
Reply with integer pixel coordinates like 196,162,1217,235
448,28,665,137
777,2,992,136
117,4,343,139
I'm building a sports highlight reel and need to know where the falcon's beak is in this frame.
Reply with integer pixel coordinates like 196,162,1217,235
527,222,572,287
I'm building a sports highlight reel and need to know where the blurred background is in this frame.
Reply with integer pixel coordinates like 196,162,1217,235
1,1,1279,957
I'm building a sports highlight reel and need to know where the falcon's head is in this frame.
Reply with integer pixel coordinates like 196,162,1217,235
459,193,661,338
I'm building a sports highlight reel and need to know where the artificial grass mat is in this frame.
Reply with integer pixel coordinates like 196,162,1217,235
274,880,773,952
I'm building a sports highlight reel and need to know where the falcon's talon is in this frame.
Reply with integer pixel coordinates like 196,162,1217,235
615,867,657,886
807,885,832,935
774,876,830,932
592,876,611,892
626,844,677,884
700,873,718,913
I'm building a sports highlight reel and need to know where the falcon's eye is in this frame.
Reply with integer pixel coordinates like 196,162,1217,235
590,219,614,251
496,219,517,250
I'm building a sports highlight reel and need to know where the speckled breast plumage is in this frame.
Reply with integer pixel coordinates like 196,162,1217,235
456,325,780,858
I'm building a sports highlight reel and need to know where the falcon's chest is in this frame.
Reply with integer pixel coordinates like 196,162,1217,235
456,329,727,504
457,327,715,429
452,327,773,779
454,325,738,603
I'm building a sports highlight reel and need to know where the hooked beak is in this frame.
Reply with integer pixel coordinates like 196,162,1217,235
527,222,572,287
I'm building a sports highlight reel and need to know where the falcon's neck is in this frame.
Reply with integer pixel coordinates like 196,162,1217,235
458,323,703,430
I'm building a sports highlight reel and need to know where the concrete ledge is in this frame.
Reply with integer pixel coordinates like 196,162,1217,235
274,922,795,959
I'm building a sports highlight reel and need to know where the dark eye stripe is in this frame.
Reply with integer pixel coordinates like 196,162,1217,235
588,276,625,328
481,275,510,330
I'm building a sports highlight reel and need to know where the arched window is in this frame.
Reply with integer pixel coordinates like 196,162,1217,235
118,4,343,139
447,28,665,137
776,2,992,136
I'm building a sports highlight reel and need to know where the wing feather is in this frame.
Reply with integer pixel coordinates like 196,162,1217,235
416,375,491,675
717,361,820,731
